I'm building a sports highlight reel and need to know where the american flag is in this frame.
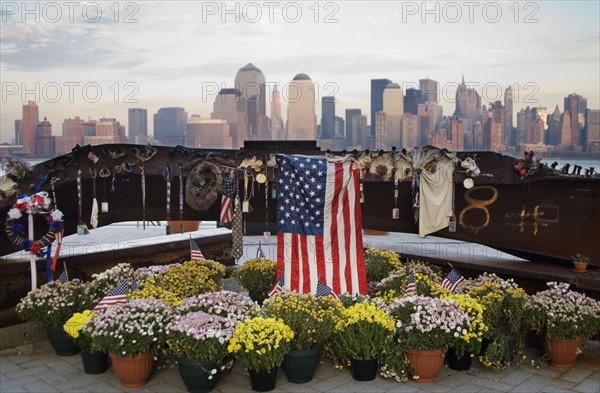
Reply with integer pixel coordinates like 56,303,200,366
267,269,285,297
315,281,340,301
220,173,234,225
256,242,266,259
57,269,69,284
190,238,205,260
441,267,465,293
276,155,367,295
92,281,131,312
406,272,417,296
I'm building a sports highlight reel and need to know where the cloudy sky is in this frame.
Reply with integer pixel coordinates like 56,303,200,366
1,1,599,144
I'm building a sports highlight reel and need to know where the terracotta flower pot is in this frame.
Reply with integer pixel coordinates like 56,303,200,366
546,337,584,368
573,261,588,272
406,348,445,383
109,352,154,388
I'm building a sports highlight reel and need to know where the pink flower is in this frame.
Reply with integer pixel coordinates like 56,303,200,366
520,170,527,177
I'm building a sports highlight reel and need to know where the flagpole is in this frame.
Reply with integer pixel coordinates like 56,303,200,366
28,212,37,290
63,261,69,281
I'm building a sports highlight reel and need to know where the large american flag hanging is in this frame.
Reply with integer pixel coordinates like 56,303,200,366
276,154,367,295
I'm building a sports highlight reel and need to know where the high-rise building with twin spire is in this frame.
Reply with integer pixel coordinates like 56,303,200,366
286,73,316,140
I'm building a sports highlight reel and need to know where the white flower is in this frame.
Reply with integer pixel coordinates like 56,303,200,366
50,210,63,221
8,208,22,220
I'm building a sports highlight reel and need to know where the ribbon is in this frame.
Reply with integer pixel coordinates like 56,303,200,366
46,243,53,283
51,229,63,272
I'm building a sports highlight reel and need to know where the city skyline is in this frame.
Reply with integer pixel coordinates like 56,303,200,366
1,1,599,143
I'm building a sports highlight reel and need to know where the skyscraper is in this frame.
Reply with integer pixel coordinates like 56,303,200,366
504,86,514,146
345,108,362,147
14,120,21,145
35,117,55,157
128,108,148,143
586,109,600,153
419,78,439,103
321,96,336,139
564,93,587,147
383,82,404,149
211,88,248,148
154,107,188,146
371,79,392,137
21,101,39,155
186,115,232,149
235,63,268,140
455,76,481,127
404,88,424,115
547,105,562,146
269,85,284,140
286,73,316,140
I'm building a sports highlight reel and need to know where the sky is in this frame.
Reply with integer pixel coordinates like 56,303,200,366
1,0,599,144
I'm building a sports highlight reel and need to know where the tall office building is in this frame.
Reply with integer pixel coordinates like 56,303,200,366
586,109,600,153
235,63,268,140
56,116,85,155
564,93,587,147
14,120,21,145
345,109,362,147
504,86,514,146
334,116,345,139
321,96,336,139
419,78,439,103
35,117,55,157
404,88,424,115
128,108,148,142
370,79,392,137
401,114,419,149
269,85,285,140
546,105,562,146
186,115,232,149
21,101,39,155
211,88,248,148
352,115,369,149
455,76,481,127
383,82,404,149
154,107,187,146
286,73,316,140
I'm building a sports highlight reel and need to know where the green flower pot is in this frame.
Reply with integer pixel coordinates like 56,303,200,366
46,326,79,356
282,345,323,383
178,358,220,393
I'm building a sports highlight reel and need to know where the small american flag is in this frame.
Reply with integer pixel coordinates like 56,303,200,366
92,281,130,312
57,269,69,284
190,239,205,260
256,242,266,259
406,272,417,296
441,267,465,293
315,281,340,300
220,173,234,225
267,269,285,297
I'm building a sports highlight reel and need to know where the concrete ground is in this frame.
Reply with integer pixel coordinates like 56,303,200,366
1,222,599,392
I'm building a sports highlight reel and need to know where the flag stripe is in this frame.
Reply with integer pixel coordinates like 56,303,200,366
342,163,353,294
315,236,326,286
290,233,299,291
328,162,343,294
352,171,367,294
301,236,310,293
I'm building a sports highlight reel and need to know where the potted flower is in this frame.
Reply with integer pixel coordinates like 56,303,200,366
82,263,136,309
460,273,528,369
130,261,219,307
231,258,277,303
388,296,470,383
15,279,87,356
227,316,294,392
440,294,488,371
167,311,236,392
261,292,343,383
177,290,258,324
90,298,174,388
378,261,444,299
528,282,600,368
331,301,395,381
571,254,590,273
364,248,402,284
64,310,109,374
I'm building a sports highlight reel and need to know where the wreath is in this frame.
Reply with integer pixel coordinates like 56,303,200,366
185,162,224,211
5,192,64,255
